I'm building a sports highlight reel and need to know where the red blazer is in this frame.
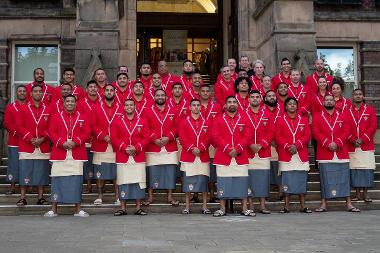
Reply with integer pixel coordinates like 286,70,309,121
16,102,51,153
179,74,192,92
115,86,131,106
275,113,310,162
235,93,250,111
310,91,331,114
168,96,189,119
212,112,250,166
127,95,151,119
91,101,123,152
200,100,222,121
264,104,284,124
48,110,90,161
217,72,237,82
145,104,179,153
184,87,201,101
312,110,350,160
77,95,102,130
271,72,291,91
4,101,24,146
214,78,235,105
161,73,181,97
110,114,150,163
26,82,55,105
305,72,333,94
179,115,211,163
287,83,311,116
347,104,377,152
54,84,84,102
250,75,263,91
50,98,64,116
244,107,275,159
136,76,152,92
334,96,351,113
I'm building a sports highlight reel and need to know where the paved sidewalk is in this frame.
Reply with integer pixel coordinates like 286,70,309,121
0,211,379,253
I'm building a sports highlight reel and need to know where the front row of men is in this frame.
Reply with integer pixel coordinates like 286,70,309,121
5,82,377,217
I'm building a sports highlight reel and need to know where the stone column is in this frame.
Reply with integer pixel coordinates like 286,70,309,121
75,0,120,85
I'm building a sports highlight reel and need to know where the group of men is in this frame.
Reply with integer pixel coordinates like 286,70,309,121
3,56,377,217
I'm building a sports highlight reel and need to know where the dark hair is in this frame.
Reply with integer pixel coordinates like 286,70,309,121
264,89,276,98
117,72,128,79
61,83,72,89
190,98,201,105
317,75,329,92
64,94,77,101
172,82,183,89
93,68,104,76
249,89,261,96
33,68,44,75
132,80,144,88
352,88,363,93
86,80,97,87
331,76,345,91
124,98,135,104
31,84,43,91
16,84,27,91
154,88,166,95
234,76,252,93
324,93,334,100
225,95,237,103
284,97,298,111
105,84,115,90
140,62,151,68
63,68,75,75
200,84,210,89
183,59,193,66
281,58,290,65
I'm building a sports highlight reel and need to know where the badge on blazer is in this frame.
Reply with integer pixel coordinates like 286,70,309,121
24,177,30,184
52,193,58,201
212,113,216,118
120,191,126,198
239,126,244,132
188,184,194,191
170,116,173,121
331,189,337,197
96,171,101,178
263,121,267,126
302,93,306,98
283,185,288,192
44,116,48,121
137,127,141,132
8,174,13,181
79,121,83,127
203,128,207,133
339,122,342,128
218,189,224,196
300,125,304,131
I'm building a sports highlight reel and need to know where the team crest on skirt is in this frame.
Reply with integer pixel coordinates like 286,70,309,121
331,189,337,197
283,185,288,192
154,181,159,188
52,193,58,201
120,191,126,198
96,171,101,178
24,177,30,184
188,184,194,191
218,189,224,196
247,188,252,195
8,174,13,181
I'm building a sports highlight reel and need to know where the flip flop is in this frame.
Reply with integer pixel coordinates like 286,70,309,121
299,207,312,213
315,207,327,212
134,209,147,216
168,200,180,206
114,210,128,216
364,198,372,203
347,207,361,213
94,198,103,205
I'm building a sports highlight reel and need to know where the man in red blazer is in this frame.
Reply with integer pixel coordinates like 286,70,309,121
214,66,235,106
25,68,55,105
54,68,85,102
45,95,91,217
50,83,72,115
305,58,333,94
271,58,292,91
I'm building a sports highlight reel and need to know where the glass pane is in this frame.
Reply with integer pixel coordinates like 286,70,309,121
137,0,218,13
15,45,58,83
193,38,211,43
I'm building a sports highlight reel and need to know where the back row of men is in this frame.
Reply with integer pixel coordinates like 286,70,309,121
4,57,377,217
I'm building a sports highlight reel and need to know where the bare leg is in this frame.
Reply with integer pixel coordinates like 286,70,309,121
209,182,215,201
97,180,104,200
167,189,174,202
75,203,81,214
147,189,154,203
120,200,127,211
241,198,248,213
185,192,190,210
299,194,305,209
37,186,44,200
20,186,26,199
284,195,290,209
113,180,118,202
248,197,253,210
136,199,141,211
202,192,208,210
259,197,266,211
51,202,58,213
219,199,226,211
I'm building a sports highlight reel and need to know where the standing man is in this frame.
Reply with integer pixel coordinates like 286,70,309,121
4,85,27,194
94,68,109,98
129,81,151,118
234,77,252,111
168,82,189,119
54,68,84,101
287,69,311,116
147,73,163,103
179,60,194,91
111,99,150,216
45,95,91,217
305,59,333,94
92,84,123,205
137,63,152,91
16,85,51,206
250,60,265,91
312,94,360,212
217,58,238,81
185,72,203,101
271,58,292,91
347,89,377,202
144,89,180,206
239,56,254,76
179,99,211,214
114,72,131,105
214,65,235,106
157,60,180,94
212,96,253,217
50,83,72,115
245,90,274,214
26,68,55,105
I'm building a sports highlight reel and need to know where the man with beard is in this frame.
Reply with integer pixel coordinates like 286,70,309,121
147,73,163,103
144,89,180,206
92,84,123,205
16,85,51,207
305,58,333,94
312,94,360,213
157,60,180,95
94,68,109,98
239,56,254,76
271,58,292,91
234,77,252,111
347,89,377,202
287,69,310,117
4,85,27,195
185,72,203,100
212,96,253,217
214,65,235,106
128,81,150,118
250,60,265,91
245,90,274,214
114,72,131,105
45,95,91,217
168,82,189,119
54,68,84,101
137,63,152,91
51,83,72,115
26,68,55,105
179,60,194,92
217,58,238,82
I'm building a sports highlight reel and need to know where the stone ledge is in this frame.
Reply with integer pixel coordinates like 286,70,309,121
315,11,380,21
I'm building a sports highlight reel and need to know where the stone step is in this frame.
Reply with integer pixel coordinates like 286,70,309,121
0,200,379,216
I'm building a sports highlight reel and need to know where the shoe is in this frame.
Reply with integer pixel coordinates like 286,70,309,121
114,199,121,205
114,210,127,216
16,198,27,207
279,207,290,214
74,210,90,217
134,209,147,216
201,208,211,215
181,208,190,214
93,198,102,205
260,209,271,214
347,207,360,213
299,207,312,213
36,198,49,205
315,207,327,212
241,209,256,217
213,209,226,217
44,210,58,217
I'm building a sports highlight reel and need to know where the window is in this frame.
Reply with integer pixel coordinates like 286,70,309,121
317,46,357,97
137,0,217,13
315,0,361,5
12,43,60,100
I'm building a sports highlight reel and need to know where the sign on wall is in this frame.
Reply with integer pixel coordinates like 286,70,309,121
163,30,188,75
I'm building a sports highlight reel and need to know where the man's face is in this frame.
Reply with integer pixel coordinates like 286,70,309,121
254,63,264,75
352,90,364,103
265,91,277,105
87,83,98,96
64,97,76,112
192,74,202,88
119,66,128,73
315,59,324,72
226,98,238,113
278,83,288,96
133,83,144,96
190,101,201,115
324,95,335,109
158,61,168,75
16,87,27,101
222,67,231,80
262,76,271,89
140,64,151,76
290,71,301,84
240,57,249,69
104,86,115,100
154,90,166,106
152,74,162,88
237,79,249,92
281,60,291,72
285,99,298,113
124,100,135,114
117,74,129,88
61,85,72,97
63,71,75,84
183,62,193,74
228,59,237,71
34,69,44,83
95,70,107,83
200,87,211,100
249,93,262,107
31,86,43,101
172,84,183,98
238,70,248,78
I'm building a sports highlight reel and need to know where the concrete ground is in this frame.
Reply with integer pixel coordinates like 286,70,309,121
0,211,379,253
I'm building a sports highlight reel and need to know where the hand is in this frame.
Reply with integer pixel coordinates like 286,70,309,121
33,137,45,147
288,144,297,155
229,148,238,157
30,138,38,147
62,141,71,150
67,140,76,149
154,139,164,147
328,142,338,151
250,144,262,153
103,135,111,144
271,140,277,148
356,139,363,146
160,137,169,146
126,145,137,156
192,147,201,156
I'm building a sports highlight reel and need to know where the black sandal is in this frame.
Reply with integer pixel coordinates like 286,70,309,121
36,198,49,205
279,207,290,214
299,207,312,213
114,210,127,216
16,198,27,207
134,209,147,215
